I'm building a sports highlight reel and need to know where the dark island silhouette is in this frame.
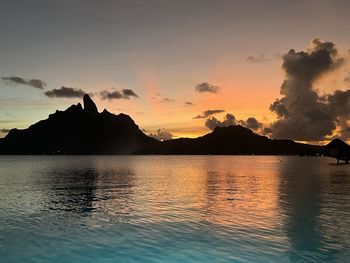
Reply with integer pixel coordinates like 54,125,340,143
325,139,350,164
0,94,349,161
0,95,156,154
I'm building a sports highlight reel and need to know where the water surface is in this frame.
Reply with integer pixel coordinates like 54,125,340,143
0,156,350,262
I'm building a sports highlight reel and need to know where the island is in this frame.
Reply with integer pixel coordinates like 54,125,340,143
0,94,349,163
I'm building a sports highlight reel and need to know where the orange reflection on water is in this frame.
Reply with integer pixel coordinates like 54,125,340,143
90,156,283,231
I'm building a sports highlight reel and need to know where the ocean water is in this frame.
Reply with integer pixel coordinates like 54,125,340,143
0,156,350,263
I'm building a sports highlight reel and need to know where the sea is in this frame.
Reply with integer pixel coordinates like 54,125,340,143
0,156,349,262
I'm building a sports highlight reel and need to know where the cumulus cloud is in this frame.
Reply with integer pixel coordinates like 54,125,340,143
205,113,237,130
269,38,345,141
327,89,350,117
239,117,263,130
100,89,139,100
204,113,266,132
44,86,86,98
326,89,350,140
148,128,174,141
193,109,225,119
195,82,220,93
2,76,46,89
246,54,270,63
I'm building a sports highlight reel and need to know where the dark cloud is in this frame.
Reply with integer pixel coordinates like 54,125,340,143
100,89,139,100
246,54,270,63
2,76,46,89
205,113,236,130
195,82,220,93
269,39,345,141
270,96,289,118
262,127,272,135
204,113,266,132
122,89,138,98
100,90,123,100
160,97,174,103
185,101,194,106
327,89,350,117
148,128,174,141
240,117,263,131
44,86,86,98
193,109,225,119
326,89,350,140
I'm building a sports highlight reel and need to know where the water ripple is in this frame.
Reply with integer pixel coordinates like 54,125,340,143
0,156,350,262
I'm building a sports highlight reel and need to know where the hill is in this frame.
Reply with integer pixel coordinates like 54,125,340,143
139,125,322,155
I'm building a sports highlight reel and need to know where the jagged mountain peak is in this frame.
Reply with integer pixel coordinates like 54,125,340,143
0,95,155,154
83,94,98,113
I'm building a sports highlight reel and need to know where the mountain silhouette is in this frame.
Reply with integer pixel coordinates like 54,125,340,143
0,94,345,157
0,94,156,154
326,138,350,163
139,125,322,155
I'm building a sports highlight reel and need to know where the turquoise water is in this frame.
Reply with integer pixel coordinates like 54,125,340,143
0,156,350,262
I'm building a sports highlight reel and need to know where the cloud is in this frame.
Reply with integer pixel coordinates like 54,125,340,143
100,90,123,100
185,101,194,106
44,86,86,98
269,38,345,141
204,113,265,132
205,113,237,130
160,97,174,103
193,109,225,119
262,127,272,135
246,54,270,63
2,76,46,89
100,89,139,100
122,89,138,98
239,117,263,130
151,93,174,103
148,128,174,141
195,82,220,93
327,89,350,117
326,89,350,140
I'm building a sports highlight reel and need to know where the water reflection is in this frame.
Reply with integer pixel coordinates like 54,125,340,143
277,158,324,261
1,156,350,262
37,158,137,221
203,157,282,229
45,169,98,213
278,157,350,261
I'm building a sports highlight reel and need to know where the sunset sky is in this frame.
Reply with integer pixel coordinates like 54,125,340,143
1,0,350,142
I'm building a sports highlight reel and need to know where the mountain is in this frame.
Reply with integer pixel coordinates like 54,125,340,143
0,94,156,154
139,125,322,155
0,94,339,156
325,138,350,163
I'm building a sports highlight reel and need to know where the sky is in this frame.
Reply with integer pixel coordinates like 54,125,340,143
1,0,350,142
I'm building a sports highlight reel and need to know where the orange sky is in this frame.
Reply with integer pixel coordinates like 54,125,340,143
1,1,350,142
